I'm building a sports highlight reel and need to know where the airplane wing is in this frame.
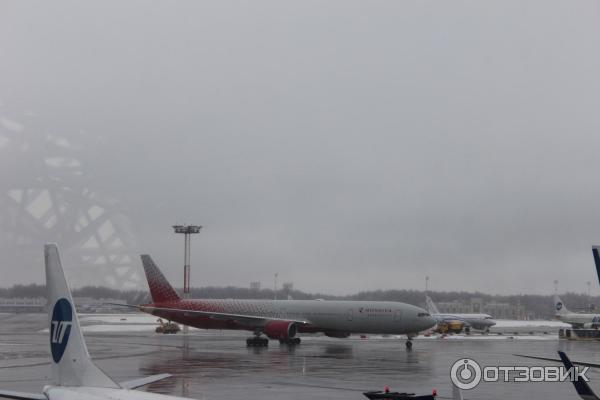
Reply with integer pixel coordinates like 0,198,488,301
0,390,46,400
514,354,600,369
558,351,600,400
138,305,311,326
120,373,172,389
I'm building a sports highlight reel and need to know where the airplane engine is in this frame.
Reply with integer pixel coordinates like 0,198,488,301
263,321,297,339
324,331,351,338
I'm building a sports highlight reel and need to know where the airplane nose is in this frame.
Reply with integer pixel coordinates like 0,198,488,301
424,315,436,329
415,308,436,330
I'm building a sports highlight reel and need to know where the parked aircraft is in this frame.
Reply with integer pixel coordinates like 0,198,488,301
552,246,600,328
425,295,496,333
129,255,436,348
553,294,600,328
0,244,192,400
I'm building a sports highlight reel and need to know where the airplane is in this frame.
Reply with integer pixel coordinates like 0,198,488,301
551,245,600,328
125,255,436,349
425,295,496,333
553,294,600,328
0,244,192,400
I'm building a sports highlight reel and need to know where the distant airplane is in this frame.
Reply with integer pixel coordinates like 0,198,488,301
127,255,436,349
553,294,600,328
0,244,190,400
553,245,600,328
425,295,496,333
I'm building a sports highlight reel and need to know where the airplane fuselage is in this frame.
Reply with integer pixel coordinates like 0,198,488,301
141,298,435,336
433,313,496,330
555,312,600,327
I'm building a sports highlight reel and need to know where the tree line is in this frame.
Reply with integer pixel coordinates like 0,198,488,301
1,283,597,319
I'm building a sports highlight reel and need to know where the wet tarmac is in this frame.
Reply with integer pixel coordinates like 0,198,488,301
1,313,600,400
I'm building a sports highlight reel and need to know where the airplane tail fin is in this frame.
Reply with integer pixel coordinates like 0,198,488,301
141,255,181,303
554,294,569,316
558,351,600,400
592,246,600,287
45,244,119,388
425,295,440,315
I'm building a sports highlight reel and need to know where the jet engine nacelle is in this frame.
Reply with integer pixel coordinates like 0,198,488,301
324,331,351,338
263,321,297,339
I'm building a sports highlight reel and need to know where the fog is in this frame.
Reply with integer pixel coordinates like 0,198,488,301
1,1,600,295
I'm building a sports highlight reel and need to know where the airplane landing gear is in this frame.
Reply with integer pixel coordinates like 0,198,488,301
405,333,416,350
279,338,301,345
246,333,269,347
246,337,268,347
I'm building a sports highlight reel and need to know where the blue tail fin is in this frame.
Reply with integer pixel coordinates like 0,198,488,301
592,246,600,287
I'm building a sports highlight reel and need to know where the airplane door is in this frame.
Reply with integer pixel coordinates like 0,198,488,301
346,309,353,321
394,310,403,322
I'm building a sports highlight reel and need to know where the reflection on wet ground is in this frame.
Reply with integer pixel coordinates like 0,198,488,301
2,314,600,400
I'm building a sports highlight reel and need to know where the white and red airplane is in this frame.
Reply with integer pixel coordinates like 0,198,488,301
130,255,436,348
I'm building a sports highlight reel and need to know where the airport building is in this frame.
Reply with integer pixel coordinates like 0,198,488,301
0,297,127,313
0,297,47,313
436,298,529,319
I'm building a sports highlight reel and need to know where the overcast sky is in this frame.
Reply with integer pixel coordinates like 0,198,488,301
1,1,600,295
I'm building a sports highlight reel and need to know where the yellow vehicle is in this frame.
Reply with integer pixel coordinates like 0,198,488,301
435,320,465,334
155,318,181,334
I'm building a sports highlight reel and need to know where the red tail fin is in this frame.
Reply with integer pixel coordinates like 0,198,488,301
140,255,180,303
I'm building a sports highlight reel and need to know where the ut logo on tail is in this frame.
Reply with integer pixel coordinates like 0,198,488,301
50,298,73,363
51,320,72,344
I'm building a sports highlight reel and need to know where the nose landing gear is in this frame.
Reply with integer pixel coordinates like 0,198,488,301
405,333,416,350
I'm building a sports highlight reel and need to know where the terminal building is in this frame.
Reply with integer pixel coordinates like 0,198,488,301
0,297,127,313
0,297,47,313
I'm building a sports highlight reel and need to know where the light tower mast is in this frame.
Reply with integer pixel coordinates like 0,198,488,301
173,224,202,333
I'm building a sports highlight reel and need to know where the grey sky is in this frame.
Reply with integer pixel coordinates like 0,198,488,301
1,1,600,295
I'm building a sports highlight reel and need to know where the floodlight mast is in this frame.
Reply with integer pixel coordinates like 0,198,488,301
172,224,202,334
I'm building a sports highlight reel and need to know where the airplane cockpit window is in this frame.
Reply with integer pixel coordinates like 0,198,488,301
418,312,430,317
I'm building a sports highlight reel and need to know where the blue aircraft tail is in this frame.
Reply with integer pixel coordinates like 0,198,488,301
592,246,600,287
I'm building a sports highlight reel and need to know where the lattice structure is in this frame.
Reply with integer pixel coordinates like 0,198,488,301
0,109,141,289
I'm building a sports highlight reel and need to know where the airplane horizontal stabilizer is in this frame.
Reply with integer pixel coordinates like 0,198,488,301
0,390,46,400
105,303,140,309
120,373,172,389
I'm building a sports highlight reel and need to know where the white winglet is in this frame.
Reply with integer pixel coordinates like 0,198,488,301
45,244,119,388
